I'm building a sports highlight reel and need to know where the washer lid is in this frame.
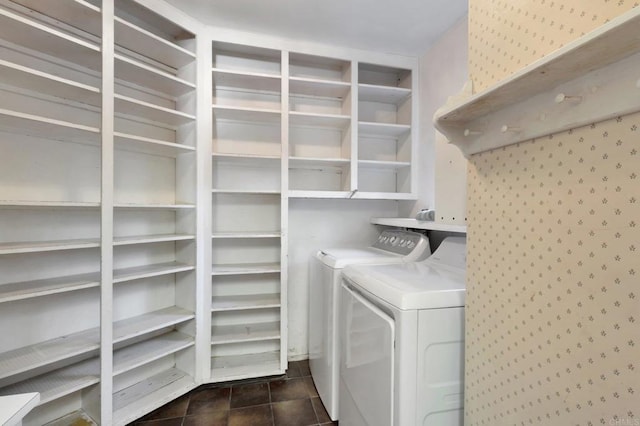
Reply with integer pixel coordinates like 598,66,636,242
344,261,465,310
316,247,404,269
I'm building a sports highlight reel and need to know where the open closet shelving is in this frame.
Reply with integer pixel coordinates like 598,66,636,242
0,0,419,422
0,0,200,424
210,41,287,381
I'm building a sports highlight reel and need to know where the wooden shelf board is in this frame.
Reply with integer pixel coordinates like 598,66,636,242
212,153,280,165
289,77,350,98
358,159,411,170
113,306,195,344
0,201,99,209
0,272,100,304
114,132,195,157
211,263,281,276
8,0,101,37
0,238,99,255
115,54,195,97
113,331,194,377
113,233,195,246
211,232,281,239
211,294,281,312
211,352,281,382
288,190,351,199
358,121,410,137
212,68,281,92
289,111,350,129
113,368,195,426
210,321,280,345
358,83,411,104
212,105,281,124
0,108,100,143
0,59,100,106
0,358,99,406
113,261,195,284
212,189,281,195
114,203,195,210
0,328,98,382
114,17,195,70
289,157,350,168
436,8,640,124
0,8,100,71
352,192,417,201
371,218,467,233
114,95,195,127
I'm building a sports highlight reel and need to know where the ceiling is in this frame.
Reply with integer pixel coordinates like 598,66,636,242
166,0,468,56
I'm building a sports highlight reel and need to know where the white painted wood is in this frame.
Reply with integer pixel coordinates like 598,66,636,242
114,132,195,157
211,263,281,276
351,192,416,200
112,368,194,426
358,121,411,137
114,17,195,69
210,321,280,344
0,201,99,209
289,111,350,129
0,239,100,255
358,83,410,104
113,233,194,246
113,262,195,284
370,217,467,233
212,68,281,92
0,109,100,143
0,330,98,383
113,203,195,210
279,50,290,374
0,273,100,304
212,232,281,239
289,77,350,98
43,410,96,426
212,152,280,163
115,55,195,97
211,294,281,312
288,190,351,199
212,104,280,123
0,392,39,426
112,332,194,376
114,95,195,127
434,7,640,156
212,189,281,195
0,59,100,105
210,351,280,381
8,0,101,36
0,7,100,71
113,307,195,344
289,157,350,168
0,359,99,406
358,159,411,169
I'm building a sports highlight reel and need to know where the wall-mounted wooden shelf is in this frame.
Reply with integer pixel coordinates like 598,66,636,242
371,217,467,233
434,7,640,157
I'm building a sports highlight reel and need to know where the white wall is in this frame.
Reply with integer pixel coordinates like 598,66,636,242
287,199,398,359
399,16,469,218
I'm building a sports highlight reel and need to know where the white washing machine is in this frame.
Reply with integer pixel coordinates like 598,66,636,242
339,236,466,426
309,230,431,421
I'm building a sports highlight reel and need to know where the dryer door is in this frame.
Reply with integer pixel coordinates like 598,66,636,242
340,282,394,426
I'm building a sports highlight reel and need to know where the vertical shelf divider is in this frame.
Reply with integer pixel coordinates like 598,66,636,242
100,1,115,424
196,30,213,383
280,50,290,372
350,61,359,195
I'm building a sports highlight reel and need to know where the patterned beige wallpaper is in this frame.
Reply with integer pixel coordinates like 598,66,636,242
465,2,640,425
469,0,639,92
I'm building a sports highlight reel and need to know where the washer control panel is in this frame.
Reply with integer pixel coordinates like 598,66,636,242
372,230,429,257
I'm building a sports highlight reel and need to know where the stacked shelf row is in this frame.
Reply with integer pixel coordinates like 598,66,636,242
0,0,199,425
211,42,416,200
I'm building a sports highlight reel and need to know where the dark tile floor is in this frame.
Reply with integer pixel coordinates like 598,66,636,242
129,360,337,426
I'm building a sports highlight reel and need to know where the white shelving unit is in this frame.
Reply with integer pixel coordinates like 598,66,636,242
0,1,202,424
210,41,287,382
356,63,416,198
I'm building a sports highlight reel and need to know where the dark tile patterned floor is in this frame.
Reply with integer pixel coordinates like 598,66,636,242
130,360,337,426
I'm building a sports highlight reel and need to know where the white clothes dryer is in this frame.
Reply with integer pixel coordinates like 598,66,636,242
308,230,431,421
339,236,466,426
